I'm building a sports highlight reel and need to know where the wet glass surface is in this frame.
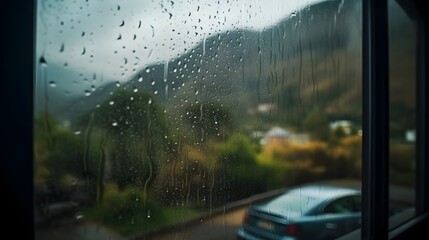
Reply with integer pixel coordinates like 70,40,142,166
34,1,367,239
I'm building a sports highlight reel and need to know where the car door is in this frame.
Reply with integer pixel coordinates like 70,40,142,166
316,195,362,239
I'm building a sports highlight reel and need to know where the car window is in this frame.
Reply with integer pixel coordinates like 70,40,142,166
323,196,361,214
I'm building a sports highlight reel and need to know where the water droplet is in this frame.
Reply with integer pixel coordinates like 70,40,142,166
116,81,121,87
138,76,143,82
109,101,114,105
154,90,158,94
150,25,155,37
112,122,118,127
151,80,155,85
39,56,47,66
136,197,139,202
117,34,122,40
148,98,152,104
59,43,65,52
49,81,56,88
84,90,91,96
147,210,151,218
81,47,86,55
119,20,125,27
133,88,138,93
75,212,84,220
146,68,151,73
74,130,81,135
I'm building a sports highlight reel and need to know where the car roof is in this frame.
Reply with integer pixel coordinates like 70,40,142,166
286,184,360,200
256,184,360,217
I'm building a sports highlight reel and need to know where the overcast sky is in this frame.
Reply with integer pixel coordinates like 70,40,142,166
36,0,322,83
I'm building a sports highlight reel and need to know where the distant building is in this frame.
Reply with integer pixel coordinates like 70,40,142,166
259,127,309,145
330,120,353,135
264,127,289,144
247,103,278,115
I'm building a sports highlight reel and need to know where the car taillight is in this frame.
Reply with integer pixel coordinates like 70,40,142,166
285,224,300,237
243,210,250,223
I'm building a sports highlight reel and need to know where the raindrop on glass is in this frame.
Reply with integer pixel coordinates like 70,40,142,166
39,56,47,66
74,212,84,220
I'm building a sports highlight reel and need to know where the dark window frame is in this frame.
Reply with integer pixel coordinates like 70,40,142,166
362,0,429,239
2,0,428,239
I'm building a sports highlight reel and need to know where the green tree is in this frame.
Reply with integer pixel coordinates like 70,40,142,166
91,90,171,196
184,102,233,141
34,112,94,206
302,107,330,140
214,134,264,203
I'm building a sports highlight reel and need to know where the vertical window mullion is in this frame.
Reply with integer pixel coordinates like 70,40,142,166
362,0,390,239
416,12,429,216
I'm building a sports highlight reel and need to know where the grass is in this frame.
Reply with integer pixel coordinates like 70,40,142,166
85,204,203,237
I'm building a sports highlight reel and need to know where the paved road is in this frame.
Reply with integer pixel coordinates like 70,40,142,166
139,207,246,240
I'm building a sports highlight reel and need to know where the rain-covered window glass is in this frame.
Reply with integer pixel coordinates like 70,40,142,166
388,0,417,224
34,0,365,239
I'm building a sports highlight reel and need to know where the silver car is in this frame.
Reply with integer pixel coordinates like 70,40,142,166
237,184,361,240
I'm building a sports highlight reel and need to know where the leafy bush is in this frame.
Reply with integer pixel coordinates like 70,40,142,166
259,135,362,184
87,184,166,236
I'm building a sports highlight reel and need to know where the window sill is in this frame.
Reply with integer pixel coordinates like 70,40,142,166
337,208,428,239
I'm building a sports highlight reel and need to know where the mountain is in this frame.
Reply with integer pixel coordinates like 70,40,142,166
36,0,414,134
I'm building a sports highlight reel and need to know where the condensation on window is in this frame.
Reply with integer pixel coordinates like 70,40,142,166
34,0,364,239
